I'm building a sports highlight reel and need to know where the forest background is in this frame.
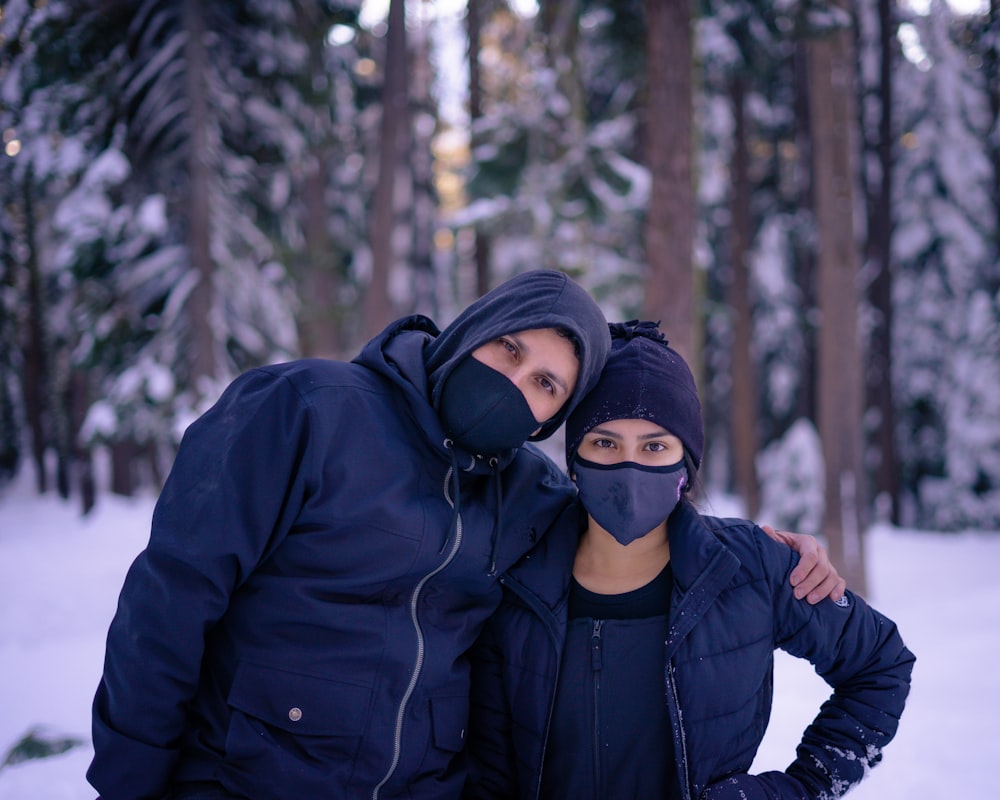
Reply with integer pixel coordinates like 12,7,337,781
1,0,999,594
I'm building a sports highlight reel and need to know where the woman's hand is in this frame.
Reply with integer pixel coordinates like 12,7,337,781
701,770,809,799
760,526,847,604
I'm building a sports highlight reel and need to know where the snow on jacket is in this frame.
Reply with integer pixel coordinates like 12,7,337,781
464,500,915,800
88,270,610,800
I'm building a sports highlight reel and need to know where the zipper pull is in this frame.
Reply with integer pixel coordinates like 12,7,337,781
591,619,604,671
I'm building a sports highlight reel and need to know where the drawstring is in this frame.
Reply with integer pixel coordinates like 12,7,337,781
440,440,504,576
488,458,502,577
440,440,474,554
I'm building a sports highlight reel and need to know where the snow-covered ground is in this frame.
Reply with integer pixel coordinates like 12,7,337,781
1,467,996,798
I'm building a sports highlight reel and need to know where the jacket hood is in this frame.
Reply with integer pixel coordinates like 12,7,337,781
353,313,537,474
352,313,451,448
424,270,610,442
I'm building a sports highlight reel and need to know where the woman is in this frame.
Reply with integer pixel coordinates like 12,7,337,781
464,321,914,800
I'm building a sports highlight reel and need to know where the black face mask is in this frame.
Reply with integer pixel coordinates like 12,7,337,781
573,456,687,545
438,356,540,457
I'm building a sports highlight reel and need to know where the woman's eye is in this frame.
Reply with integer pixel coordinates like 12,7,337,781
593,438,613,449
646,442,665,452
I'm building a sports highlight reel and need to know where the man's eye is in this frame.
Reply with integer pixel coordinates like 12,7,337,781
539,377,555,394
500,339,517,355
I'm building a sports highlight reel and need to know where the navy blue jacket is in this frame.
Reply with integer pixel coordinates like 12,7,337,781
88,271,610,800
464,501,915,800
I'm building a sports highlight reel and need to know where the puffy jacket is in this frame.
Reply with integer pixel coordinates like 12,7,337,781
88,270,611,800
464,501,915,800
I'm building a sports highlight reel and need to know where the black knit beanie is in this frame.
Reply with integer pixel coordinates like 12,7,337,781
565,320,704,468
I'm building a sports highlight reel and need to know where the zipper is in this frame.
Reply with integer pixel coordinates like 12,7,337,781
591,619,605,797
372,465,464,799
665,660,692,800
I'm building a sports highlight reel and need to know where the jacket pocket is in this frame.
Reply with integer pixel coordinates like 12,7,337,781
222,662,372,795
227,660,371,736
429,694,469,753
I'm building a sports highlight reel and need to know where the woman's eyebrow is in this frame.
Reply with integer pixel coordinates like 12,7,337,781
586,426,672,440
588,426,622,438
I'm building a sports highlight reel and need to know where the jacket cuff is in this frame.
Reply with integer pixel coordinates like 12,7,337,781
88,717,178,800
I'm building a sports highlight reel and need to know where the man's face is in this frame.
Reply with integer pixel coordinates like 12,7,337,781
471,328,580,428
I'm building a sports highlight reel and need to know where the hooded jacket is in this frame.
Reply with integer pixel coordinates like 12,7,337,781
464,501,915,800
88,270,610,800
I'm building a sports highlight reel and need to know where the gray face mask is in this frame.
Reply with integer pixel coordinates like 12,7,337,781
438,356,540,456
573,457,687,545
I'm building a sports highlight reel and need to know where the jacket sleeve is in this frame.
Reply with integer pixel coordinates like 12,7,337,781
704,529,915,800
463,616,520,799
87,367,315,800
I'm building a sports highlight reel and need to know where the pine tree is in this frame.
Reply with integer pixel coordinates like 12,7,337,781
461,2,648,314
695,0,819,510
893,0,1000,529
1,0,365,501
0,0,134,500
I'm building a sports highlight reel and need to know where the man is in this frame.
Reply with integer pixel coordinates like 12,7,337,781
88,270,838,799
88,270,608,800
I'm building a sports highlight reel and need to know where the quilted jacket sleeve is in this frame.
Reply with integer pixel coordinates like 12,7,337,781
87,368,315,800
705,530,915,800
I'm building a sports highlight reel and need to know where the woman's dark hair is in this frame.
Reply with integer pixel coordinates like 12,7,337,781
680,448,703,503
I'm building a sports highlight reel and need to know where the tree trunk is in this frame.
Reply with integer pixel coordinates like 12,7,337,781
791,44,819,429
808,9,868,594
988,0,1000,291
300,166,341,357
728,75,761,517
364,0,407,339
467,0,491,297
408,15,435,315
21,171,48,494
295,3,341,359
865,0,900,523
184,0,215,385
55,354,71,500
0,317,18,481
110,439,137,497
642,0,695,361
71,368,95,515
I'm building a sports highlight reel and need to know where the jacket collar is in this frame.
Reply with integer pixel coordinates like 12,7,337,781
499,503,583,616
500,501,744,632
664,502,741,655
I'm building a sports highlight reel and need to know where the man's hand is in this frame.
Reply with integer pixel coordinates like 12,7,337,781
761,525,847,604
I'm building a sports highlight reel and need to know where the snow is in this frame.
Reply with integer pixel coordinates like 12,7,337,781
1,468,997,798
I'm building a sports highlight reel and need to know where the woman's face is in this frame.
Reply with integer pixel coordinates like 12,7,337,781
577,418,684,468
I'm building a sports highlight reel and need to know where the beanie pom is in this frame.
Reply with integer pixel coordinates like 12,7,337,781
608,319,666,344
